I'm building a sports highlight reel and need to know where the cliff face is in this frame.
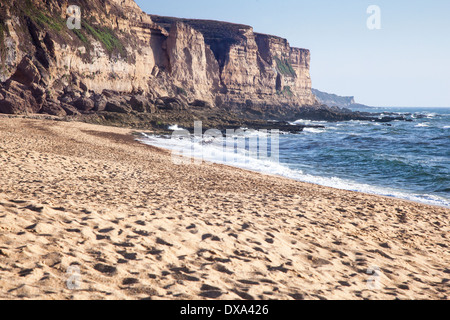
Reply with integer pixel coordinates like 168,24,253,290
151,15,316,111
165,22,220,102
311,89,357,108
0,0,317,118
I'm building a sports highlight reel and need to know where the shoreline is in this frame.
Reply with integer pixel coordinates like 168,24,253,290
0,117,449,300
137,131,450,210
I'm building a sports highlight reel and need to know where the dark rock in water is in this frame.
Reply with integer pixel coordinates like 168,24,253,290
375,116,411,123
182,120,310,135
288,105,413,123
242,121,307,134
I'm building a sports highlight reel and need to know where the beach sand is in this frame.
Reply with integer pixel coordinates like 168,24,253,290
0,117,448,300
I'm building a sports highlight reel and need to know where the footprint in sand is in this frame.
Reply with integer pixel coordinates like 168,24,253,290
118,251,138,261
200,284,223,299
202,234,221,241
94,264,117,276
232,289,254,300
122,278,139,286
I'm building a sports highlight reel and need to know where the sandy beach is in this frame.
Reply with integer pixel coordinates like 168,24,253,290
0,116,448,300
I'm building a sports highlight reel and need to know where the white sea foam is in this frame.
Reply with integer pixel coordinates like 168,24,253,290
138,133,289,176
415,123,430,128
292,119,327,125
303,128,326,133
137,134,450,208
168,124,185,131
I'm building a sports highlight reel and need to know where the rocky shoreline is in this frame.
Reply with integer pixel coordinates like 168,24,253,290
0,79,414,135
0,63,415,135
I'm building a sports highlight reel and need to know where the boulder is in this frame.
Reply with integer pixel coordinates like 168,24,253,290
129,95,156,113
61,103,80,116
102,90,118,98
129,95,146,112
92,94,107,112
0,81,40,114
158,97,187,111
73,97,95,112
30,83,47,105
10,56,41,86
64,85,82,100
40,99,67,116
59,95,73,104
190,99,213,109
105,98,132,114
0,98,20,114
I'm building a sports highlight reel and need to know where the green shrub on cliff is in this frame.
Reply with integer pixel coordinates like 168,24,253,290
274,56,296,77
276,86,294,97
33,12,65,32
283,86,293,97
73,28,89,45
83,21,125,57
23,0,65,32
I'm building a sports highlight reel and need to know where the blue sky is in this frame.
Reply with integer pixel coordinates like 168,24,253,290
135,0,450,107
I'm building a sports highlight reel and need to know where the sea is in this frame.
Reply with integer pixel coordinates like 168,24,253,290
139,107,450,208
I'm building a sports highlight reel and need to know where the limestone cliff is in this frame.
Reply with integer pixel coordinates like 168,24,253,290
151,15,317,111
0,0,317,118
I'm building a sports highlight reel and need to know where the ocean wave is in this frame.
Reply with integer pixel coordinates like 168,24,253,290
292,119,328,125
138,133,291,175
415,112,438,118
303,128,326,133
137,134,450,208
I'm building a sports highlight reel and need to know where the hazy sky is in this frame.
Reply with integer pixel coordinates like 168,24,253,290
135,0,450,107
